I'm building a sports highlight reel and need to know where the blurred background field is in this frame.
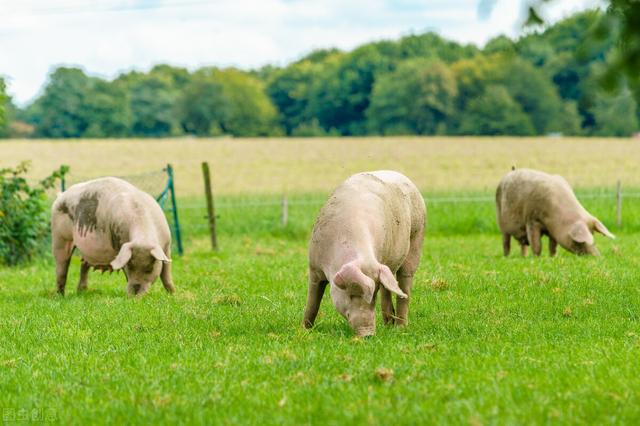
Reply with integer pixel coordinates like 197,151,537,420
2,136,640,196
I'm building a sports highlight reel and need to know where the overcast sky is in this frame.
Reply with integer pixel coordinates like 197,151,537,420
1,0,600,105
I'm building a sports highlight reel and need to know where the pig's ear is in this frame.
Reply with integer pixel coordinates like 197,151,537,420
334,263,375,304
150,246,171,263
593,219,615,239
569,221,594,245
111,242,133,270
378,265,407,299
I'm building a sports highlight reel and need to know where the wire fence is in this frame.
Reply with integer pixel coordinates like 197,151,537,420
48,165,640,250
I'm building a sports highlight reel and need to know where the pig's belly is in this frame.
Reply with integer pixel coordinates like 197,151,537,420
73,230,117,265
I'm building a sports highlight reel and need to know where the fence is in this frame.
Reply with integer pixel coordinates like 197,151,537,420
57,162,640,253
60,164,184,255
180,167,638,249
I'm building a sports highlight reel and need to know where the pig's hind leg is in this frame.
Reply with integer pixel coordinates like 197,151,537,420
549,236,558,257
52,214,74,296
53,237,74,295
303,268,327,329
502,233,511,256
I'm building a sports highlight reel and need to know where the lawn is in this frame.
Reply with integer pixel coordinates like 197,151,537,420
2,137,640,424
1,193,639,424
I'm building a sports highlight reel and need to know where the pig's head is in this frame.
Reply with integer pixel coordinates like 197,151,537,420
330,261,407,337
110,241,171,295
565,218,615,256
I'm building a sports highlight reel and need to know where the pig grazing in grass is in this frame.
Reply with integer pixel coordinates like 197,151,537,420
51,177,175,296
496,168,615,257
303,171,426,337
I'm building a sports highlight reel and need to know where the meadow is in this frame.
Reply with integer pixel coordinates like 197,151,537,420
1,137,640,424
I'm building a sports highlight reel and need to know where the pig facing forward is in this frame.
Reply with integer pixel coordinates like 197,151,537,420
51,177,175,296
496,168,614,257
303,171,426,337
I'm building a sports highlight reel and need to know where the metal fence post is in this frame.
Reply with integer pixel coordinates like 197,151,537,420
616,180,622,228
281,195,289,227
201,162,218,250
166,164,184,256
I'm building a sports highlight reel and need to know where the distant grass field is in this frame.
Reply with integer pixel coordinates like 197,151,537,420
2,137,640,424
2,137,640,196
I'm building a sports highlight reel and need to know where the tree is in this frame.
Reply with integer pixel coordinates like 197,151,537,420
452,54,564,134
459,85,535,136
214,69,281,137
178,68,281,137
367,59,457,135
267,59,328,135
591,89,639,136
32,67,93,138
122,72,182,137
84,80,131,138
177,69,231,136
307,45,392,135
0,78,7,137
520,1,640,101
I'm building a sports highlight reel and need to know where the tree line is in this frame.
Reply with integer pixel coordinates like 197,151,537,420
1,10,639,139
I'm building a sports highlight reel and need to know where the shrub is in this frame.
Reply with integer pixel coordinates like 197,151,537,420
0,162,68,266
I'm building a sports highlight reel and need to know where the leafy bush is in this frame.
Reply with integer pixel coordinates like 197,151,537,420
0,162,68,266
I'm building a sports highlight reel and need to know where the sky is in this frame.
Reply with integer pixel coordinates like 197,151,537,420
1,0,601,105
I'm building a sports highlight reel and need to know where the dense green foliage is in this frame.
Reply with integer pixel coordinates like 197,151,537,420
6,10,640,138
0,78,7,137
2,191,640,423
0,162,68,266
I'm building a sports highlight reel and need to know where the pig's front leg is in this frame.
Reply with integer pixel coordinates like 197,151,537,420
381,288,396,325
395,273,413,326
303,268,327,329
77,262,90,292
526,222,542,256
160,261,175,293
396,227,424,326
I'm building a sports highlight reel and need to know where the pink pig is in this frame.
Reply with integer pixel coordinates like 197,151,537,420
51,177,175,296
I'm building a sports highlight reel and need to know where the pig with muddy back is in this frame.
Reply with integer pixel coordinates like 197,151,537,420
496,168,614,257
304,171,426,337
51,177,175,296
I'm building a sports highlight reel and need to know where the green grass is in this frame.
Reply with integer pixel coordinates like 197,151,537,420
2,192,640,424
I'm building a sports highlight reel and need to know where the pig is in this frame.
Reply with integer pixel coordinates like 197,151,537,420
496,168,615,257
303,171,426,337
51,177,175,296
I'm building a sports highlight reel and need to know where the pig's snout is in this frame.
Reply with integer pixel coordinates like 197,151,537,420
350,314,376,337
128,283,148,296
355,326,376,337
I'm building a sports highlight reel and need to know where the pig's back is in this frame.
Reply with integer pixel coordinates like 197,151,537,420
496,169,578,228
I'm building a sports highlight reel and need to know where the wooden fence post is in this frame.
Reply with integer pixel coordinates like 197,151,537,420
202,162,218,250
281,195,289,227
616,180,622,228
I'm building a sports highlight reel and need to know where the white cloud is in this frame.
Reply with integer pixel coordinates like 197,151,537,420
0,0,600,105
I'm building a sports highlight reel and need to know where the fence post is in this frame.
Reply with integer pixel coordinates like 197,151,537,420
201,162,218,250
281,195,288,227
166,164,184,256
616,180,622,228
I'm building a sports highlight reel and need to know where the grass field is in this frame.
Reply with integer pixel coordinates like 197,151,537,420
2,136,640,195
2,137,640,424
